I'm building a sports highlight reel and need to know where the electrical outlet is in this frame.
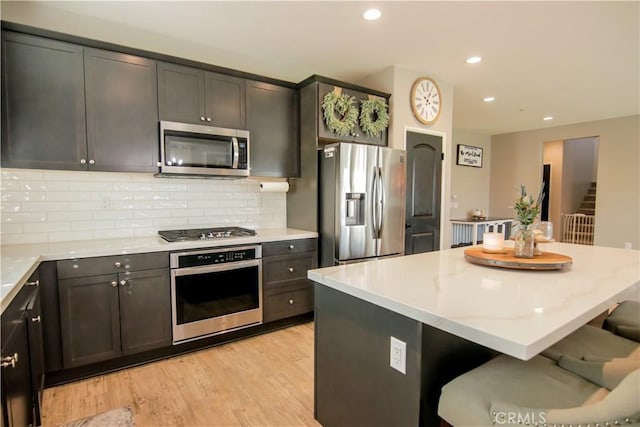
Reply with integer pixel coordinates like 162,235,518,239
624,242,632,250
390,336,406,374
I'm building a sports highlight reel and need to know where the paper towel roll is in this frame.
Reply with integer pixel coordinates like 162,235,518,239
259,182,289,193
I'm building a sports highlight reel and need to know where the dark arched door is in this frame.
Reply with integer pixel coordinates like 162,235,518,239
404,131,443,254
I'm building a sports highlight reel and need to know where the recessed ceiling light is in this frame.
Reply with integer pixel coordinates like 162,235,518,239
363,9,382,21
543,116,554,121
483,97,495,102
466,56,482,64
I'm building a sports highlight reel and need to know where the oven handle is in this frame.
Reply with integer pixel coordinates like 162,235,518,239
172,259,261,277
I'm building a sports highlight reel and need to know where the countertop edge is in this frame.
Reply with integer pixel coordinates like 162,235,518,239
308,265,640,361
1,228,318,314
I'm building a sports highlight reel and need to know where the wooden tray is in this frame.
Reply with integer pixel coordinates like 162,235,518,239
464,247,572,270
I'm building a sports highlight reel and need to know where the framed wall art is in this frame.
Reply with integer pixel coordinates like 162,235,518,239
456,144,483,168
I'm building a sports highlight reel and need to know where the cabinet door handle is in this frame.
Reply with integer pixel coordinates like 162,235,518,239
89,159,95,165
26,280,39,287
200,116,206,121
80,158,87,165
111,281,118,287
288,299,294,305
120,280,127,286
206,117,212,122
288,267,294,273
288,244,295,250
114,262,122,267
1,353,18,368
31,315,41,323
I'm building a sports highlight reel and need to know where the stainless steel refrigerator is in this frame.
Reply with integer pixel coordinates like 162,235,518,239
318,142,406,267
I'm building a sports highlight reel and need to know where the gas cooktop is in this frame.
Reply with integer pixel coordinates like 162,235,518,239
159,227,256,242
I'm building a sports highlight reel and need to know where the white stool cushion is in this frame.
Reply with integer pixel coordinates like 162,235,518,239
489,369,640,426
542,324,639,361
604,300,640,331
558,353,640,390
438,355,607,426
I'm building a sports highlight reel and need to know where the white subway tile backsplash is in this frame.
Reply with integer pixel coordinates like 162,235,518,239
92,210,134,220
0,223,24,234
47,211,93,222
0,168,287,243
1,232,48,245
72,220,114,231
69,182,113,191
45,192,92,202
25,222,71,233
2,213,47,223
48,230,94,242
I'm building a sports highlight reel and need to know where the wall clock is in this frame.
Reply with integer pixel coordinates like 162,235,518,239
410,77,441,125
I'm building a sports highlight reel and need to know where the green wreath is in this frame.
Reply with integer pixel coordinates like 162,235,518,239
360,97,389,137
321,90,358,137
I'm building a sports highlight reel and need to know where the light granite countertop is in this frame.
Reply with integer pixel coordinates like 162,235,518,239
308,242,640,360
1,227,317,312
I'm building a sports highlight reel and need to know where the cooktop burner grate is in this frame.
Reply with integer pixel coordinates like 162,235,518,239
158,227,256,242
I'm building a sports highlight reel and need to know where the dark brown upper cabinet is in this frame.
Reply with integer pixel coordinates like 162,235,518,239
84,48,159,172
158,62,245,129
1,32,159,172
1,32,87,170
246,80,299,177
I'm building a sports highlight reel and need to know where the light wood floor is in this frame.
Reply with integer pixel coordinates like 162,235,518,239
42,322,321,427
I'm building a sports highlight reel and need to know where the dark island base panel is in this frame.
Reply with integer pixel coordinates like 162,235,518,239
45,313,313,388
314,285,497,427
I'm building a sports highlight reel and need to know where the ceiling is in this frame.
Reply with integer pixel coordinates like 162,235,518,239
2,1,638,135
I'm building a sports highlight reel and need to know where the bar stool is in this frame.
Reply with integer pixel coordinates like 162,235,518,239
542,324,639,362
604,300,640,342
438,354,640,426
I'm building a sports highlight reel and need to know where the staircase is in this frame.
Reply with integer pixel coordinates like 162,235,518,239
577,181,597,215
562,181,596,245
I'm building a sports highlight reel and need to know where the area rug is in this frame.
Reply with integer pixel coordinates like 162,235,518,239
57,407,134,427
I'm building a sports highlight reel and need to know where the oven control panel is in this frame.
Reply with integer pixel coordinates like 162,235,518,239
172,246,260,269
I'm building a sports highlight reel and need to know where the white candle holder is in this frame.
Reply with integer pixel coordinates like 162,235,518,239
482,232,505,254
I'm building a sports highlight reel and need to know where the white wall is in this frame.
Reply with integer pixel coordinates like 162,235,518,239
490,115,639,249
449,130,491,220
0,169,286,244
359,66,455,248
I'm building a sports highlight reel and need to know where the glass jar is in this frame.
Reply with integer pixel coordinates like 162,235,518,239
514,224,535,258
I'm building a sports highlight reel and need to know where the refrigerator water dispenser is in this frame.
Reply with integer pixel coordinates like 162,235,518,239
345,193,365,226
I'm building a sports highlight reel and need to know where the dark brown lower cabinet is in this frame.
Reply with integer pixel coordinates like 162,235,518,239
25,289,44,427
59,268,171,369
1,314,32,427
262,239,317,323
1,276,42,427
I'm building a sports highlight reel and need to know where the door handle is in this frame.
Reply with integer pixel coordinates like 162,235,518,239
231,137,239,169
371,166,379,239
1,353,18,369
377,167,384,236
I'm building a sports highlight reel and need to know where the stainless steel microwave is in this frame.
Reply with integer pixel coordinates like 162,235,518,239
158,121,250,178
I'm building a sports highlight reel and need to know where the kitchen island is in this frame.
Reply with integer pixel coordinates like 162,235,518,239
308,243,640,427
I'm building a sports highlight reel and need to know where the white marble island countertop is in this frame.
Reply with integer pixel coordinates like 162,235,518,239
1,227,317,312
308,242,640,360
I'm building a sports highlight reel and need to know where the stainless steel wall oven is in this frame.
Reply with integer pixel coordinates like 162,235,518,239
170,245,262,344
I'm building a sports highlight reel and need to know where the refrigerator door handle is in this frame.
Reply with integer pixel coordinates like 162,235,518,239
371,166,379,239
377,166,384,236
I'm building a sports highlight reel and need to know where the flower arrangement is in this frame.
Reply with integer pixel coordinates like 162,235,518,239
514,184,544,227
